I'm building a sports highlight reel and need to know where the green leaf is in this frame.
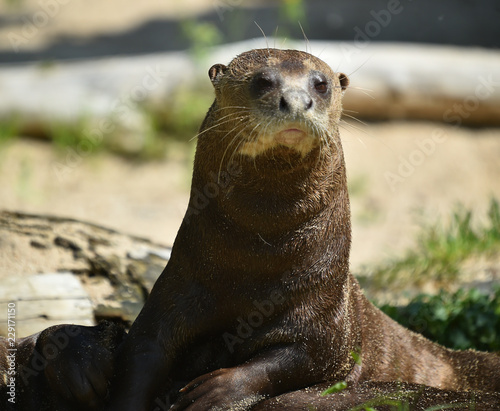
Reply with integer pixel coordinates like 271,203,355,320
321,381,348,396
350,348,362,365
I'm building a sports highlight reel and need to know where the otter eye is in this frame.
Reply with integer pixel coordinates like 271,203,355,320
314,81,328,94
311,72,329,95
256,77,274,92
250,70,280,98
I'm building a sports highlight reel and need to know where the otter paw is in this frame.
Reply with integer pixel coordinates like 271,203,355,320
39,322,125,410
170,368,264,411
44,342,114,409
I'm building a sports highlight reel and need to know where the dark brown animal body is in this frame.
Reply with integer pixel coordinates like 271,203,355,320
107,49,500,411
255,381,500,410
0,322,125,411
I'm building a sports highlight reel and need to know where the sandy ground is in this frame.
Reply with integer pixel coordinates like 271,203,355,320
2,121,499,273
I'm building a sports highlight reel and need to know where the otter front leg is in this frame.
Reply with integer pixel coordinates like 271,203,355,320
107,336,172,411
107,265,196,410
171,346,318,410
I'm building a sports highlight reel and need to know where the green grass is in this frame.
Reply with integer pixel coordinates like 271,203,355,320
359,199,500,353
360,198,500,290
147,84,213,143
348,175,369,197
347,393,473,411
0,100,202,162
50,118,101,152
320,381,477,411
0,115,21,146
181,20,223,61
1,0,311,158
321,381,348,396
280,0,307,24
4,0,23,6
380,286,500,351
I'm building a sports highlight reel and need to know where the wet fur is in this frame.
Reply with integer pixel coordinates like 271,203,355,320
255,381,500,410
0,322,125,410
106,49,500,411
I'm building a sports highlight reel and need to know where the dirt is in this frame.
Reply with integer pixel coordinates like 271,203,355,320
342,121,500,270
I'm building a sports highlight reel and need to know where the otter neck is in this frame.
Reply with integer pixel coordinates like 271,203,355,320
188,140,351,278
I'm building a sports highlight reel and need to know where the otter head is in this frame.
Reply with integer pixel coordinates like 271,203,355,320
207,48,349,159
190,49,351,253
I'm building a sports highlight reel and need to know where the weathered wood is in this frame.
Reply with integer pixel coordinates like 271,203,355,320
0,211,170,337
0,41,499,142
0,273,94,337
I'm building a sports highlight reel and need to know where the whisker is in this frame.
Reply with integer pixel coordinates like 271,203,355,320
339,119,369,136
212,106,252,113
338,120,371,150
219,121,258,180
219,121,249,143
226,122,259,172
191,114,250,141
348,86,375,100
254,21,269,50
298,21,310,54
346,57,373,78
349,86,374,93
316,45,327,59
273,27,279,49
342,113,369,127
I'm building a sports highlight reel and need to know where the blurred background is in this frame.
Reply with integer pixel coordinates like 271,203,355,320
1,0,499,346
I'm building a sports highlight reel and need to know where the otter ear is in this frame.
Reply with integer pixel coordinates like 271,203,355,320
209,64,227,86
338,73,349,94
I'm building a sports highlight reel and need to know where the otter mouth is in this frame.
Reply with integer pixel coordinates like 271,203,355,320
275,128,307,146
238,124,317,158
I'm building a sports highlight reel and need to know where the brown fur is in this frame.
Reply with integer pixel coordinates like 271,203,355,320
255,381,500,410
0,322,125,410
107,49,500,411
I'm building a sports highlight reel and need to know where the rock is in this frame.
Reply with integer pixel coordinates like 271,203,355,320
127,245,171,291
0,211,171,336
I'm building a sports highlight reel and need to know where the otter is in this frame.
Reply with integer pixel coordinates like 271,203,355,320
0,321,125,411
255,381,500,410
103,48,500,410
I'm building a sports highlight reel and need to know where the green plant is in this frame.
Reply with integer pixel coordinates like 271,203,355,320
320,381,471,411
0,116,21,146
348,394,414,411
148,84,213,142
5,0,23,7
280,0,306,25
321,381,347,396
181,20,223,61
48,114,171,161
361,199,500,289
348,394,471,411
348,175,369,197
134,109,196,162
380,286,500,351
50,119,95,151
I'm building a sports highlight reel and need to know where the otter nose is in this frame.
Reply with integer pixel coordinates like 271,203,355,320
279,89,313,114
